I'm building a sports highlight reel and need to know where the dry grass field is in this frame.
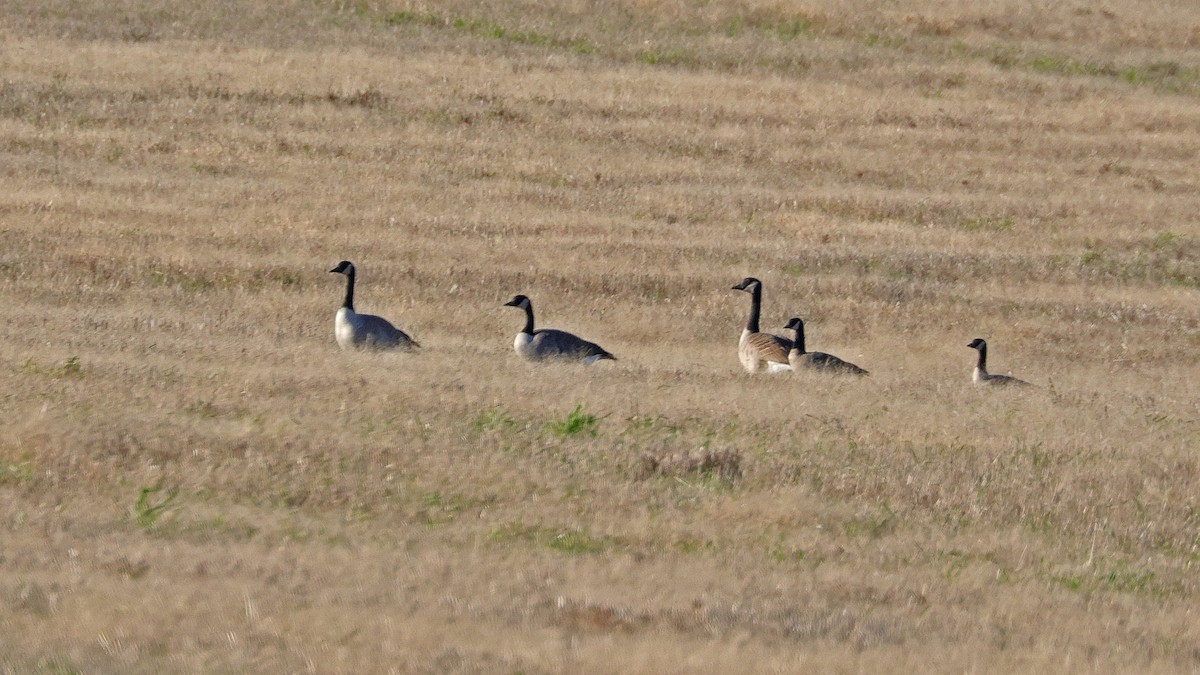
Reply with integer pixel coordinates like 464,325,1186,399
2,0,1199,672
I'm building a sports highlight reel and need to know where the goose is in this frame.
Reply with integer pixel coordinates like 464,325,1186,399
503,294,615,364
731,277,792,374
967,338,1029,386
328,260,419,351
783,318,868,375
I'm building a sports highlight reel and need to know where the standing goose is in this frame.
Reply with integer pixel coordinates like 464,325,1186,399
731,277,792,374
784,318,868,375
503,294,615,364
967,338,1029,386
328,260,419,351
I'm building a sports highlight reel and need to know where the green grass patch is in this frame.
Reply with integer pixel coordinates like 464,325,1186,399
20,355,82,379
1050,572,1085,592
384,10,440,27
1046,565,1157,595
1007,48,1200,93
473,405,518,433
864,33,907,49
546,404,600,438
638,47,692,66
380,9,595,54
1067,236,1199,287
1030,54,1111,77
766,540,806,564
771,17,816,40
548,528,617,554
674,535,718,555
133,486,179,529
1101,566,1156,593
0,460,36,485
1150,231,1177,249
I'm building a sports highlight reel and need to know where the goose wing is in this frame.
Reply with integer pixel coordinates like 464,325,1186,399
531,329,614,361
805,351,869,375
744,331,792,365
358,313,419,350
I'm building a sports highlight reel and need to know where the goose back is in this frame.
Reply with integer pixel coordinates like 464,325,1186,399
518,329,615,363
790,350,869,375
336,308,418,351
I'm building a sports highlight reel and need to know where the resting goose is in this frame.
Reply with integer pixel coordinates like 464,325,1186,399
328,260,419,351
967,338,1029,386
503,294,615,364
731,277,792,374
784,318,868,375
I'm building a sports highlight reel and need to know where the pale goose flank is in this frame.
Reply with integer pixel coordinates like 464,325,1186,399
328,260,419,351
967,338,1029,387
731,277,792,374
784,318,868,375
503,294,615,364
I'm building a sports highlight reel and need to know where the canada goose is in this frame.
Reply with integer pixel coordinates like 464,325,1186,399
328,260,419,351
967,338,1029,386
731,277,792,373
784,318,868,375
503,294,615,364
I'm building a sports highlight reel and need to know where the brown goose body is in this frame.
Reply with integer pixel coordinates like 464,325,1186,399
732,277,793,374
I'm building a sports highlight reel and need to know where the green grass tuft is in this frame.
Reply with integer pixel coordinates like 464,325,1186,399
134,486,179,529
546,404,600,438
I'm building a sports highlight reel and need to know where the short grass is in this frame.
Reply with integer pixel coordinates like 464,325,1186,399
1,0,1199,672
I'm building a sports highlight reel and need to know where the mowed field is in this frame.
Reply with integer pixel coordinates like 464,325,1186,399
2,0,1199,672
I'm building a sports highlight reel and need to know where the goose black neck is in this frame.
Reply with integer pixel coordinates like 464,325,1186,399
520,302,535,334
792,323,806,354
746,285,763,333
342,267,356,311
976,343,987,371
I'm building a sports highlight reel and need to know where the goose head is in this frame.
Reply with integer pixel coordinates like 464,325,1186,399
731,277,761,293
504,294,532,310
329,260,355,275
783,317,804,332
967,338,986,351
